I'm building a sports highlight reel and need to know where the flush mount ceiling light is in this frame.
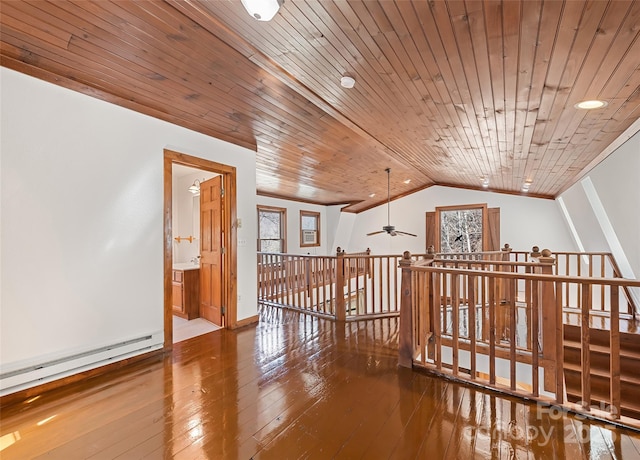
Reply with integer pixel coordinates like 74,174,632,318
574,100,608,110
188,179,201,195
369,193,376,198
522,180,532,193
403,179,411,184
340,75,356,89
482,178,490,188
241,0,283,21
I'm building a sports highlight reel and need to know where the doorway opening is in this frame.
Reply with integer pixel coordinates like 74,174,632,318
163,150,238,351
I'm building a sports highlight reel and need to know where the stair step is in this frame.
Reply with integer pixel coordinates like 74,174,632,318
565,388,640,409
563,362,640,385
563,326,640,354
564,370,640,418
562,350,640,381
563,338,640,359
565,390,640,420
562,325,640,419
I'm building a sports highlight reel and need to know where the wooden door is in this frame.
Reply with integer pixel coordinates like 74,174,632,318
200,176,223,326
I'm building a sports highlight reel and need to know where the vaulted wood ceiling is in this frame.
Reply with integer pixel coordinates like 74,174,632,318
2,0,639,211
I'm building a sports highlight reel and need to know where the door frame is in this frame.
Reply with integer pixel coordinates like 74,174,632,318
163,149,237,352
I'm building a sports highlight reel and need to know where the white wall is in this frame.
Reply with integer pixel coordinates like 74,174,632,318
559,130,640,280
0,68,257,387
346,186,576,255
329,206,355,253
257,196,331,255
325,204,347,253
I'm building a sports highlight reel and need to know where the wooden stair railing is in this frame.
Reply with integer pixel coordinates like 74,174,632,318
399,247,640,429
607,254,640,320
258,250,404,321
553,251,640,319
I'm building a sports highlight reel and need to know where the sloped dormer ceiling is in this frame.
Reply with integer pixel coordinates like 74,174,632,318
1,0,639,212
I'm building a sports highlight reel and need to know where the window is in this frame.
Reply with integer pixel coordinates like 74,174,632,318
439,205,484,253
426,204,499,253
258,206,286,253
300,210,320,247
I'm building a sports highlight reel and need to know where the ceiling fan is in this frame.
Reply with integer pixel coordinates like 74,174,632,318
367,168,417,237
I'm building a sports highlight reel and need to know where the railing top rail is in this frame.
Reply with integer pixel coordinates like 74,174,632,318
258,250,615,257
257,252,409,259
553,251,614,256
432,258,541,267
258,252,339,260
407,264,640,287
414,259,435,267
434,250,506,256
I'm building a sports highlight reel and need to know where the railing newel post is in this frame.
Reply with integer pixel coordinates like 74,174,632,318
399,250,415,368
501,243,511,261
532,248,558,393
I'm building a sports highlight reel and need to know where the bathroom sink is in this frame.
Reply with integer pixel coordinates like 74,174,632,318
172,262,200,270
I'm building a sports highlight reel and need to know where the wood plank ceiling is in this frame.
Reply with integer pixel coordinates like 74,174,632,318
1,0,639,212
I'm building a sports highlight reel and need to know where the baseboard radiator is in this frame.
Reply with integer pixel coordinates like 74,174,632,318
0,331,163,396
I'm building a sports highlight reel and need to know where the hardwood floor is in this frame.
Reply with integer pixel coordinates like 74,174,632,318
2,307,640,459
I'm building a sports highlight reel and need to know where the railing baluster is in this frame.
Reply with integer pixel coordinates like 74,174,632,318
386,256,391,315
581,282,591,411
363,255,369,315
488,276,496,385
452,273,459,376
419,271,427,366
555,280,564,405
329,257,335,317
532,279,539,397
610,285,621,419
316,258,321,312
600,255,606,312
335,254,345,320
525,269,532,351
468,274,476,380
378,258,383,315
509,277,516,390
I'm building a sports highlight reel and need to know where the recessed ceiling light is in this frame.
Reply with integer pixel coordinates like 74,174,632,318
340,76,355,89
403,179,411,184
574,100,608,110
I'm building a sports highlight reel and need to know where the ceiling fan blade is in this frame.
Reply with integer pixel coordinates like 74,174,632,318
367,230,386,236
395,230,417,237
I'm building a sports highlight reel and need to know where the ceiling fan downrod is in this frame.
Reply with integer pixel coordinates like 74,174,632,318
366,167,417,237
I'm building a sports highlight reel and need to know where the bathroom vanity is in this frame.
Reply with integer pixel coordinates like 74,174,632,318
172,263,200,320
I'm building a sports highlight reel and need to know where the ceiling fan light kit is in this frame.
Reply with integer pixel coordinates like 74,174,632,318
367,168,417,237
